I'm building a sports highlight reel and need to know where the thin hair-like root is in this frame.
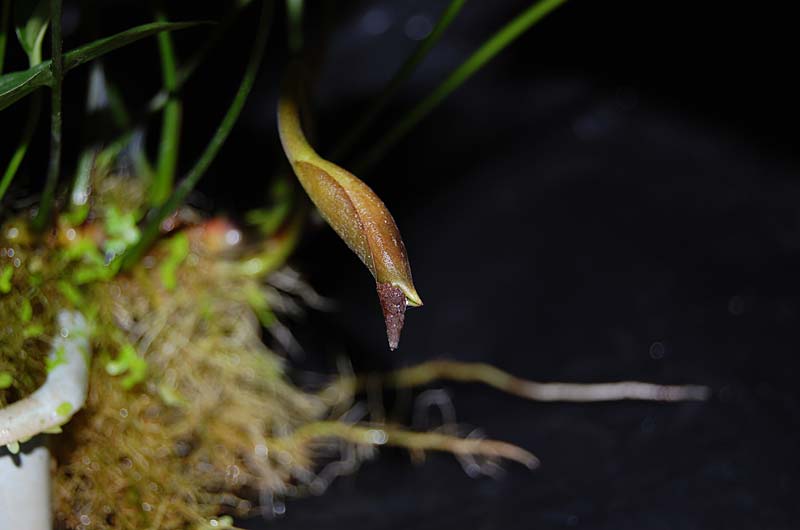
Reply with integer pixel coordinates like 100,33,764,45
319,360,710,405
269,420,539,469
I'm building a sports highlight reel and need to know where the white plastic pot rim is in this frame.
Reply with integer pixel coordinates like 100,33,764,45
0,310,89,447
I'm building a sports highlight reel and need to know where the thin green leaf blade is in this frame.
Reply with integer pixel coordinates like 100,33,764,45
14,0,49,64
62,21,202,72
0,20,201,112
0,61,47,110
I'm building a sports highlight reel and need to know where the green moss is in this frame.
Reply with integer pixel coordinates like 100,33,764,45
158,231,189,290
46,345,67,373
56,401,73,416
104,343,147,389
20,298,32,321
0,225,58,407
0,264,12,293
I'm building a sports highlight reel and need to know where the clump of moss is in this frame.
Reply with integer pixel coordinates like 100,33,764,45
1,221,60,407
53,217,327,528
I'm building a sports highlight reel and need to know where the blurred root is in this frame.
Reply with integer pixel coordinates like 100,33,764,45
270,420,539,470
319,360,710,405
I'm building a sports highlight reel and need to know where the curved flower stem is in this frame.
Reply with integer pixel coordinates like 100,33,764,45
330,0,467,162
33,0,64,231
124,0,273,270
278,70,423,348
353,0,568,174
319,360,710,405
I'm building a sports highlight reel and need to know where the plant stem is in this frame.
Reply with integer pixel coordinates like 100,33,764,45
286,0,303,55
33,0,63,231
151,9,182,207
0,0,10,74
353,0,567,174
124,0,273,269
330,0,467,162
0,93,42,205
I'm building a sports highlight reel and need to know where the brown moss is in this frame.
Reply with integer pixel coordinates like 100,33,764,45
52,222,327,528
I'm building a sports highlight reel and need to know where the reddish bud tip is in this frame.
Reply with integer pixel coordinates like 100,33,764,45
376,283,407,350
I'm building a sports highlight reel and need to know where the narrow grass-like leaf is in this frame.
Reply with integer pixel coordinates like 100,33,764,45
0,92,41,205
355,0,568,173
0,21,201,111
278,72,423,350
124,1,273,269
0,60,47,109
286,0,303,54
14,0,49,64
151,10,182,206
147,0,252,114
0,0,11,73
330,0,466,162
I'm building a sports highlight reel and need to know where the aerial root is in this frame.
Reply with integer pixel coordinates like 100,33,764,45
270,421,539,470
319,360,710,405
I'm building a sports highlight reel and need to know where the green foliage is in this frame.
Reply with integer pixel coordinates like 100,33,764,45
14,0,49,65
0,0,12,74
104,343,147,389
56,400,72,416
0,92,42,205
0,5,577,523
57,279,84,306
152,10,182,207
159,232,189,290
0,59,47,110
0,264,12,292
355,0,568,173
45,344,66,373
125,1,274,268
331,0,466,161
103,205,140,258
0,21,200,111
20,297,31,321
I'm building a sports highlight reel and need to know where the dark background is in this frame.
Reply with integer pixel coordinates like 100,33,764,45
4,0,800,528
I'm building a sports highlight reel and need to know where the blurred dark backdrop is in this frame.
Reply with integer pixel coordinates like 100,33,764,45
4,1,800,528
